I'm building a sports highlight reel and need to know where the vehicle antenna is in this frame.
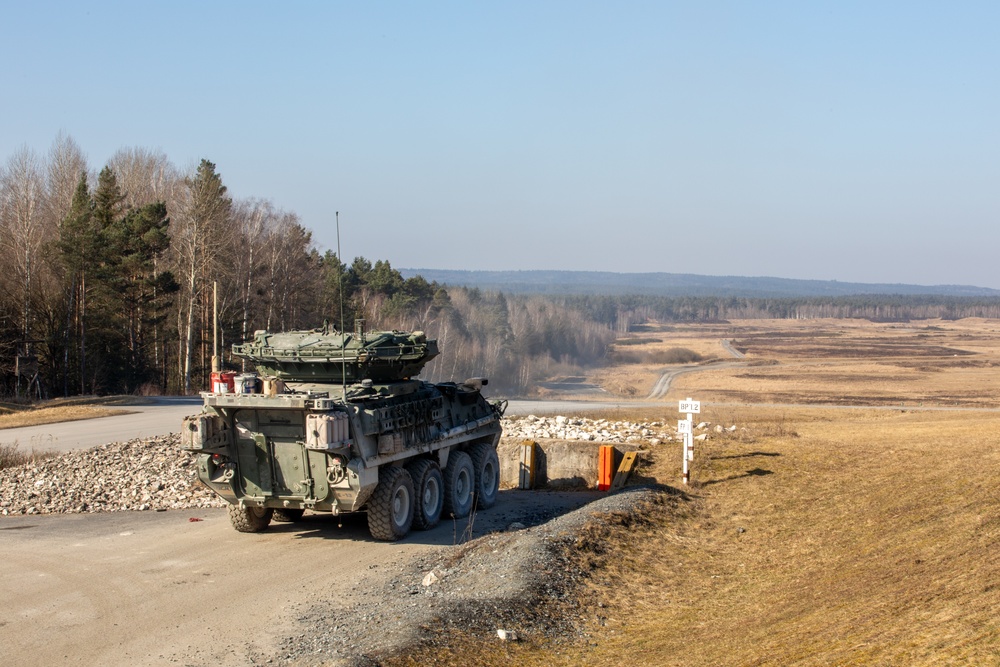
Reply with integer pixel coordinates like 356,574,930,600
336,211,347,401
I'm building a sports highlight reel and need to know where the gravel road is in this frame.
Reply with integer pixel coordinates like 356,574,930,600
0,402,668,665
0,484,631,666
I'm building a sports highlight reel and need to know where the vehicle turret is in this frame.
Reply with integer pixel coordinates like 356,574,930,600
232,321,439,384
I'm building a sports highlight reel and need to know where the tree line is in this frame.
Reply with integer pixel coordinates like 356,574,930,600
0,136,613,398
5,136,997,400
564,294,1000,330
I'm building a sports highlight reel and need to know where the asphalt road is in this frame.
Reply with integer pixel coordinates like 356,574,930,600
0,396,670,454
0,397,204,453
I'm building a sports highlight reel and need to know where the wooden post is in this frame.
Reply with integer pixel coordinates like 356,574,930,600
611,451,639,490
211,281,220,373
519,441,537,489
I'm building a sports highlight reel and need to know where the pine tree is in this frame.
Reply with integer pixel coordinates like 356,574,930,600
103,201,176,390
58,172,97,393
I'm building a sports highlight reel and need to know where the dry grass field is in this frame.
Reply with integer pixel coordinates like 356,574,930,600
391,318,1000,666
668,318,1000,408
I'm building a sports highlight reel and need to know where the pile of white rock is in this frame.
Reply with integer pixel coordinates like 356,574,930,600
0,417,743,516
0,434,226,516
500,415,738,446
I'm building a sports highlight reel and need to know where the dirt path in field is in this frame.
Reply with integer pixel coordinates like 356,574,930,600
644,338,748,400
720,338,745,358
646,361,745,400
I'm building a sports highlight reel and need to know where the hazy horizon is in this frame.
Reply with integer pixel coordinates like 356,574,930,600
402,266,998,290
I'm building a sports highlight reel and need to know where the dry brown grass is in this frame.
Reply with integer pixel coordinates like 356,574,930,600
573,408,1000,666
386,318,1000,665
670,318,1000,408
589,318,1000,408
0,442,59,469
0,396,138,430
590,365,663,398
590,324,744,397
391,408,1000,666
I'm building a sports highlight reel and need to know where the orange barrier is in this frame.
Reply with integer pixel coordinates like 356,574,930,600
598,445,614,491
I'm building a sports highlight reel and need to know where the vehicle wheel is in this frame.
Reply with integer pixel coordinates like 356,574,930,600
272,508,305,522
469,442,500,510
442,451,474,519
228,504,273,533
367,466,415,541
407,459,444,530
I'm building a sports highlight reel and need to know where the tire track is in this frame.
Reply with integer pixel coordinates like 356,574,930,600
646,361,745,400
720,338,745,358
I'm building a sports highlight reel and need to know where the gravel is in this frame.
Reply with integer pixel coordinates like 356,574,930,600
275,486,664,666
0,434,224,515
502,414,735,446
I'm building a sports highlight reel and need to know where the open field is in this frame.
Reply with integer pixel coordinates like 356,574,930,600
388,318,1000,665
592,318,1000,407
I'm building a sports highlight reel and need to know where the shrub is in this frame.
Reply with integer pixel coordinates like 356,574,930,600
0,442,57,470
610,347,705,364
650,347,704,364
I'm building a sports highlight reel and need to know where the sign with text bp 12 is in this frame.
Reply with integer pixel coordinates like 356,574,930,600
678,399,701,414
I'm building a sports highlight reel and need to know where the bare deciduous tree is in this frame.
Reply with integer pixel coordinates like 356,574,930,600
172,159,233,393
0,147,46,341
230,198,274,344
44,133,88,229
108,146,178,211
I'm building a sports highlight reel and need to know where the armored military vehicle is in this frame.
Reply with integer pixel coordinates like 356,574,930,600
181,322,505,541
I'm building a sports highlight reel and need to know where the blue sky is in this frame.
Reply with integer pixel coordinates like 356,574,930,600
3,2,998,287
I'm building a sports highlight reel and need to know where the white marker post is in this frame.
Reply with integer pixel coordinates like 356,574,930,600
678,398,700,484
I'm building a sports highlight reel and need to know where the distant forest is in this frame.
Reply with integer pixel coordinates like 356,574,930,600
3,136,999,399
401,269,1000,298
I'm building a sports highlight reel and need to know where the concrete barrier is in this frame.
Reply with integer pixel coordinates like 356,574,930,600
498,439,642,489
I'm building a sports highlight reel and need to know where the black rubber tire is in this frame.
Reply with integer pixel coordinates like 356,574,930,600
407,458,444,530
272,508,305,523
469,442,500,510
228,504,273,533
442,451,475,519
367,466,415,541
